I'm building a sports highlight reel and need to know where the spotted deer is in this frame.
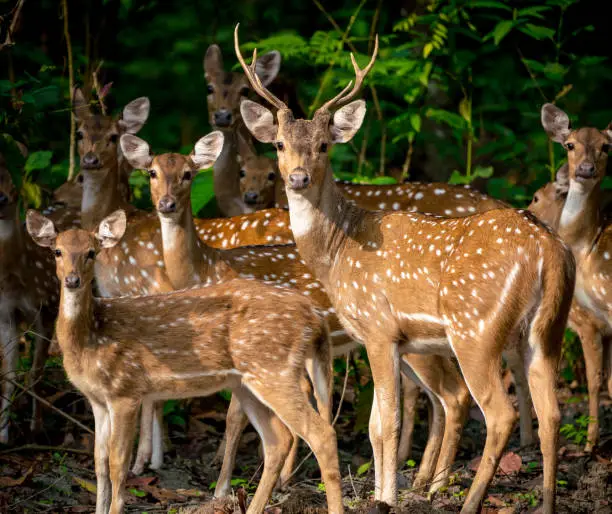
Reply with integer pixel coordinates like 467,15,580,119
0,152,58,444
120,133,472,496
533,104,612,451
26,208,342,514
236,26,576,512
204,43,281,217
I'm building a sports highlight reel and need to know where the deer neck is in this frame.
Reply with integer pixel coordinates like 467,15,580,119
158,203,220,289
558,179,602,258
81,161,126,230
286,165,365,289
213,125,254,215
56,285,94,364
0,215,24,280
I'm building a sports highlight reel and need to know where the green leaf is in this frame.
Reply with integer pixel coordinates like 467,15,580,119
370,176,397,185
410,113,422,133
425,108,466,130
423,43,434,59
519,24,555,41
191,170,215,215
129,488,147,498
489,20,514,45
459,98,471,123
517,6,552,18
25,151,53,173
448,170,472,185
317,482,326,492
466,0,512,10
473,166,494,178
356,461,371,476
406,459,416,468
169,414,186,427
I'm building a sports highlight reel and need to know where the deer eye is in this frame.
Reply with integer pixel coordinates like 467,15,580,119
54,249,62,257
240,87,250,96
566,142,575,151
320,142,328,153
207,84,214,94
239,169,246,178
109,134,119,144
533,195,539,204
86,249,96,260
76,131,84,141
149,170,157,178
182,171,192,182
267,172,276,181
602,144,611,153
276,142,284,151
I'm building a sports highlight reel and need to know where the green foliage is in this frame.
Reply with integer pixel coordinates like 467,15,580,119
560,415,593,446
356,461,371,476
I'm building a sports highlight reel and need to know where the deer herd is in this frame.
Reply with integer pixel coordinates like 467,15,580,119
1,25,611,514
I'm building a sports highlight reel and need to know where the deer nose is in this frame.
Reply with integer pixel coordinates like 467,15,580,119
288,170,311,190
158,196,177,214
576,162,596,179
82,152,100,168
244,191,259,204
64,273,81,289
0,193,8,206
214,110,232,127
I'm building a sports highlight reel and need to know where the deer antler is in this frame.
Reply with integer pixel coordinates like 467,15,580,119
234,24,288,111
317,35,379,114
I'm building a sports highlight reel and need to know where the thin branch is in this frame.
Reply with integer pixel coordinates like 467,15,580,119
62,0,76,181
1,444,92,456
8,379,94,435
0,0,26,51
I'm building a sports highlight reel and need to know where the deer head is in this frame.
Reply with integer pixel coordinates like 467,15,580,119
120,132,224,217
73,88,150,171
26,209,126,291
235,133,279,208
204,44,281,130
0,154,19,221
235,25,376,201
541,104,612,189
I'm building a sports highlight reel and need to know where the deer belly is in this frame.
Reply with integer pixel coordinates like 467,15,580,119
148,370,243,401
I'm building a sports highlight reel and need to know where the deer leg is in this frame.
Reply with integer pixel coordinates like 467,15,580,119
90,399,111,514
576,323,603,452
0,318,19,445
132,400,154,475
504,348,535,447
244,376,343,514
366,342,401,506
451,341,517,514
29,317,50,436
150,402,164,470
233,387,293,514
397,373,419,465
215,394,250,498
108,399,139,514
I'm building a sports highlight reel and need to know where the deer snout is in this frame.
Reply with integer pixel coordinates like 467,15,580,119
64,273,81,289
81,152,101,169
244,191,259,204
288,169,311,191
576,162,596,180
158,196,177,214
0,193,9,207
214,109,232,128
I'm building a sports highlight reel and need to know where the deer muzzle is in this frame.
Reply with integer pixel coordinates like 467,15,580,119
64,273,81,290
158,196,177,214
81,152,101,169
575,162,596,181
288,169,311,191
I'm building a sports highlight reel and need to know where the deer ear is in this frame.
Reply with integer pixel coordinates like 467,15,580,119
204,44,223,81
191,131,224,170
96,210,127,248
541,103,571,144
255,51,281,87
604,122,612,143
120,135,153,170
330,100,366,144
119,97,150,134
240,100,277,143
73,88,92,122
555,163,570,188
26,210,57,248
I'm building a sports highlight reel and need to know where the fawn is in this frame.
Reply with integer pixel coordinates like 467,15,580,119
120,132,473,496
0,151,58,444
26,208,342,514
236,26,576,512
532,105,612,451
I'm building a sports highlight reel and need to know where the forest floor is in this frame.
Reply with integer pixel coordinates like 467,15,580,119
1,363,611,513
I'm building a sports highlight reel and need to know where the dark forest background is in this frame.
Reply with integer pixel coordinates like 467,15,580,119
1,0,612,212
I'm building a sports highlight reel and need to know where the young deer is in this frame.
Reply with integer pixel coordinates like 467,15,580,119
26,208,343,514
0,153,58,443
236,26,576,512
204,44,281,217
533,106,612,451
120,133,472,496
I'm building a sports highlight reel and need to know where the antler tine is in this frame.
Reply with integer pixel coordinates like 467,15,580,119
234,24,287,111
318,34,379,114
